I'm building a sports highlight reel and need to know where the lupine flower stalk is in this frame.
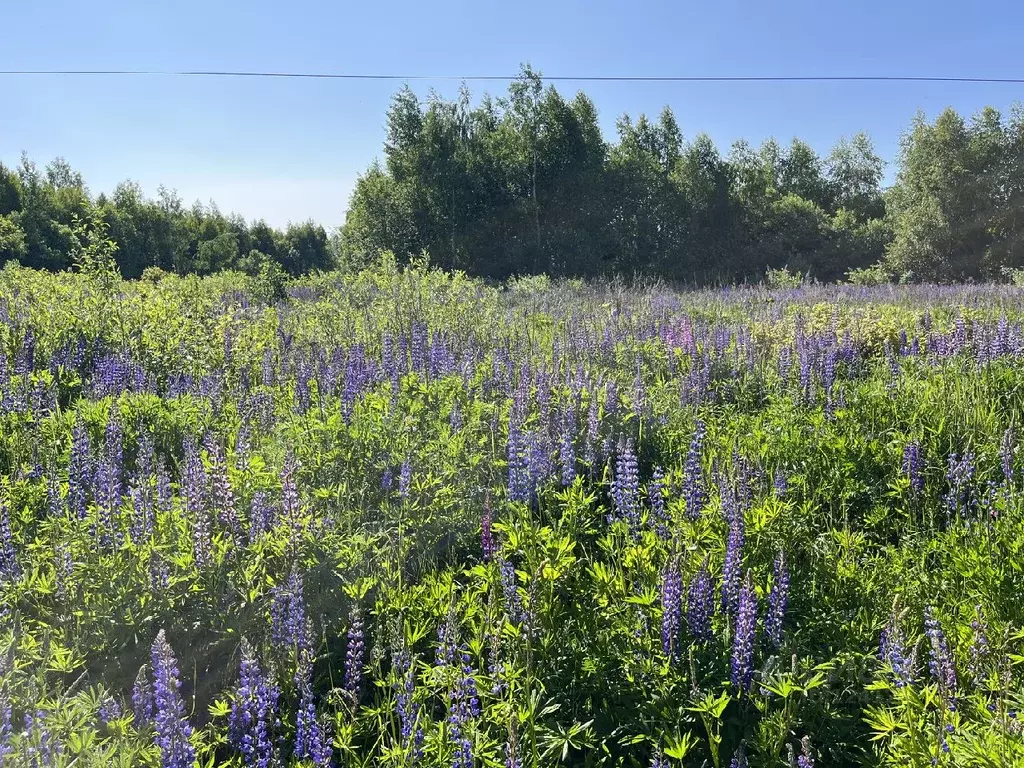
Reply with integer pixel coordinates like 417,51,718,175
730,571,758,693
229,639,279,768
765,551,789,648
150,630,195,768
344,606,365,702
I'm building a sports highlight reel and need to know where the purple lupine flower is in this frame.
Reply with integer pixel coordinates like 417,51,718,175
0,498,18,584
765,551,789,649
344,606,365,702
393,649,424,759
23,709,62,767
773,469,788,498
182,435,211,569
559,403,577,487
729,744,748,768
686,559,714,643
1001,425,1016,486
682,420,707,520
0,688,10,765
481,494,497,562
94,414,125,547
730,571,757,693
99,696,122,726
293,649,332,767
902,442,924,497
270,567,309,652
149,550,170,594
398,459,412,500
661,560,682,658
721,507,745,616
156,460,172,515
133,664,155,726
925,608,958,706
150,630,195,768
879,612,915,687
797,737,814,768
447,647,480,768
248,492,274,540
205,434,240,539
943,451,977,521
280,452,305,547
229,639,279,768
611,436,640,529
67,418,92,520
499,557,523,626
649,467,668,539
968,605,990,686
650,748,669,768
584,389,600,469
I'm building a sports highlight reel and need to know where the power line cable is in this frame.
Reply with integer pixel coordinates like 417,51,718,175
1,70,1023,83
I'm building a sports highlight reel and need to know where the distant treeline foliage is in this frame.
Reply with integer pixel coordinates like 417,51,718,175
0,157,333,278
341,68,1024,283
3,66,1023,283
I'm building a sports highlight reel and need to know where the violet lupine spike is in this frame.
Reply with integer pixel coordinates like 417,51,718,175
54,543,72,601
686,560,714,643
660,560,682,658
773,469,788,498
132,664,155,727
95,414,125,547
182,435,211,569
584,389,600,469
968,604,990,686
293,649,332,767
721,507,745,617
0,499,19,584
878,612,915,688
901,441,924,497
150,630,196,768
649,748,669,768
730,571,758,694
729,744,748,768
270,567,309,652
23,709,62,766
797,737,815,768
559,403,577,487
682,420,707,520
481,494,497,562
649,467,668,539
343,606,366,702
447,647,480,768
67,417,92,520
499,557,524,626
924,608,958,705
611,436,640,529
205,434,240,540
1001,425,1016,486
248,492,274,541
393,649,424,759
765,551,789,649
942,451,977,521
229,639,279,768
398,458,412,500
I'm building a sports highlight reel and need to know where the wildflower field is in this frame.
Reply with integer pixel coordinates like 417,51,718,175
0,260,1022,768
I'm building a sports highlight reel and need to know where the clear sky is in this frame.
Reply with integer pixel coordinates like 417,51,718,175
3,0,1022,230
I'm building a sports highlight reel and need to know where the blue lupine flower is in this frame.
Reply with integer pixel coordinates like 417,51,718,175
611,436,640,529
968,604,990,686
729,743,748,768
765,551,789,649
660,561,682,659
649,467,668,538
879,612,915,688
721,506,745,617
686,559,714,643
0,498,18,584
481,494,497,562
133,664,154,727
499,557,523,626
797,737,814,768
682,420,707,520
67,418,92,520
1001,425,1016,486
447,647,479,768
150,630,195,768
398,459,412,500
730,571,757,693
293,650,332,766
344,606,365,702
902,442,924,497
924,608,958,704
229,639,279,768
943,451,977,521
270,567,309,652
393,649,424,759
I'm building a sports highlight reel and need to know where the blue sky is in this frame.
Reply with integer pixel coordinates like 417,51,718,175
3,0,1022,229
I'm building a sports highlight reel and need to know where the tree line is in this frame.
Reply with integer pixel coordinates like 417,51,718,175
2,66,1023,283
342,67,1024,283
0,157,333,278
